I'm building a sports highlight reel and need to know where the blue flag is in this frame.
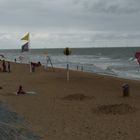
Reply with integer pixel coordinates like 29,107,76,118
21,42,29,52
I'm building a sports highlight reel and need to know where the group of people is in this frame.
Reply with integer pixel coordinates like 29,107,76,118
31,61,41,72
0,60,11,72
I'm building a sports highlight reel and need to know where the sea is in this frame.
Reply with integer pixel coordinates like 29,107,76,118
1,47,140,81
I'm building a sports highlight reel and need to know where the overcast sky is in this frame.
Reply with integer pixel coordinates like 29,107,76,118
0,0,140,49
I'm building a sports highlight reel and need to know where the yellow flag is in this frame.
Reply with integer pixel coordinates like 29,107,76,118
21,33,29,41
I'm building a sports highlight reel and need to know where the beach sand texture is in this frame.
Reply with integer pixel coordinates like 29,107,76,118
0,62,140,140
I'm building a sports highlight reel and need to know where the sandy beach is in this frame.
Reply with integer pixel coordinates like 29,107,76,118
0,62,140,140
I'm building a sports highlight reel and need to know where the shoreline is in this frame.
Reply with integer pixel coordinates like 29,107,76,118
9,60,140,82
0,62,140,139
0,46,140,82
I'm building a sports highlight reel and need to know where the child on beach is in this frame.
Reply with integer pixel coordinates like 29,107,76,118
17,85,26,94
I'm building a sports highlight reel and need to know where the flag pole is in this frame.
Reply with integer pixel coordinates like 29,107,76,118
28,32,32,73
66,55,69,81
21,32,31,71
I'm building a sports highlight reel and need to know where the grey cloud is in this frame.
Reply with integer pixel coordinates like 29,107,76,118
0,0,139,32
0,0,139,48
74,0,140,14
0,31,140,49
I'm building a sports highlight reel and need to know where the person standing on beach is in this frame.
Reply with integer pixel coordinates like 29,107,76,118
14,58,17,63
2,60,6,72
31,62,35,72
7,62,11,72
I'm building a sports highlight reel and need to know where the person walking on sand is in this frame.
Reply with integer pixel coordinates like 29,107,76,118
7,61,11,72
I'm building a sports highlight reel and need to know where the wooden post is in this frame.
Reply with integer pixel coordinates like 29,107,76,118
122,83,129,97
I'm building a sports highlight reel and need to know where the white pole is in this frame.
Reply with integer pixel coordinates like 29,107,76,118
28,32,32,73
46,56,48,70
66,56,69,81
29,59,32,73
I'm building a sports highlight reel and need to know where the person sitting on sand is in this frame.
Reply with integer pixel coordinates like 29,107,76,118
17,85,26,94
